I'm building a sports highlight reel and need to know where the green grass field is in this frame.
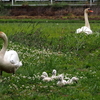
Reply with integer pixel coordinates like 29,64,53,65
0,20,100,100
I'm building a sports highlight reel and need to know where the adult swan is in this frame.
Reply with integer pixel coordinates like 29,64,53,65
0,32,22,76
76,8,93,34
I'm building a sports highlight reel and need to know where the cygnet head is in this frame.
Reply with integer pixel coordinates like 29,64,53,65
71,77,79,83
52,69,57,76
58,75,63,81
42,72,48,77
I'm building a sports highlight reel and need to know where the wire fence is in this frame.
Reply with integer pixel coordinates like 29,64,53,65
0,0,99,6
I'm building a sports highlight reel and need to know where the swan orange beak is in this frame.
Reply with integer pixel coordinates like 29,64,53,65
89,10,93,13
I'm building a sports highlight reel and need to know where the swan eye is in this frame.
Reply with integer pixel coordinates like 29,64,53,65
88,9,93,12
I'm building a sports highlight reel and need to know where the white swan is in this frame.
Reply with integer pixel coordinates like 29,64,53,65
0,32,22,75
76,8,93,34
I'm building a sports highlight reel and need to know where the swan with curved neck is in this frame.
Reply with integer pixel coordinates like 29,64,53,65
0,32,22,75
76,8,93,34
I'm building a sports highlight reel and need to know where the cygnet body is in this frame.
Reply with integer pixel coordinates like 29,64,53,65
41,71,53,82
57,75,68,86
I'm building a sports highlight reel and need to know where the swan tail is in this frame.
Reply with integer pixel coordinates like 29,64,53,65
19,61,22,67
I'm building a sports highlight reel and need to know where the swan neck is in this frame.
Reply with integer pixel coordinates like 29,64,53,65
84,11,90,29
1,34,8,55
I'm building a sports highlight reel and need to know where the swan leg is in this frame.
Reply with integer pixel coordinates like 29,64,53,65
0,70,2,76
13,68,16,75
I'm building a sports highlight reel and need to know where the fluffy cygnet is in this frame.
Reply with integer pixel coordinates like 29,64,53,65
40,71,48,79
41,71,53,82
66,77,79,85
57,75,68,86
51,69,59,80
42,76,53,82
71,77,79,83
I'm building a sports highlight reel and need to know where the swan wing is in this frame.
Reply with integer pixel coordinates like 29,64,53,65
4,50,22,67
76,28,82,33
81,26,92,34
76,26,92,34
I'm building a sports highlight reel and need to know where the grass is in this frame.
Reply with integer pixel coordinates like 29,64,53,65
0,19,100,100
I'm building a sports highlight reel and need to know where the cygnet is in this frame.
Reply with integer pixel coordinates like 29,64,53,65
51,69,59,80
66,77,79,85
57,75,68,86
41,71,53,82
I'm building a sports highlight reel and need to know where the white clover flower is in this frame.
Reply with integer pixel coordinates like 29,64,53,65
28,77,31,79
31,85,35,89
0,79,2,83
9,86,12,89
80,76,83,79
97,77,99,79
3,77,7,80
22,76,27,78
17,80,19,82
22,85,24,87
26,86,30,89
12,84,18,90
12,75,15,77
92,71,96,74
76,72,79,75
16,76,20,80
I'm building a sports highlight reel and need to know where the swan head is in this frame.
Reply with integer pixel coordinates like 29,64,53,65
0,31,8,43
0,32,6,38
85,8,93,13
0,32,4,37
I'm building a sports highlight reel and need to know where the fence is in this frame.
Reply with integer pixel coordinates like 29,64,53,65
1,0,98,6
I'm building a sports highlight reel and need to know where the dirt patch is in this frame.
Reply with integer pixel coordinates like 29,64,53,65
1,5,100,20
10,6,100,15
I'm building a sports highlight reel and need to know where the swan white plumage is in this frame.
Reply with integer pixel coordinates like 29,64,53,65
4,50,22,66
76,8,93,34
0,32,22,75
